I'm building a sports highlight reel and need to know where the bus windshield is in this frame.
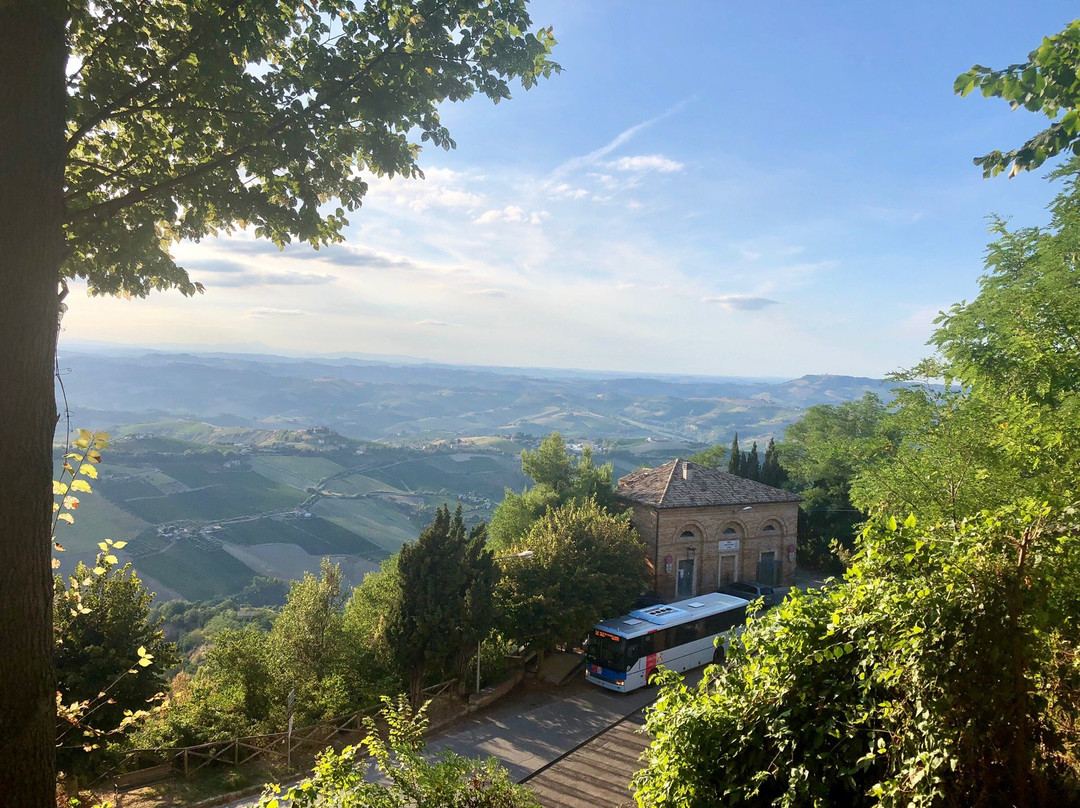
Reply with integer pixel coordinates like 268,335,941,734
586,630,627,671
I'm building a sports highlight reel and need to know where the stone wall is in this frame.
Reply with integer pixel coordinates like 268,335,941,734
627,500,798,600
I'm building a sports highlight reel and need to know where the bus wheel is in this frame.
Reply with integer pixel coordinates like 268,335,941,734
712,646,726,666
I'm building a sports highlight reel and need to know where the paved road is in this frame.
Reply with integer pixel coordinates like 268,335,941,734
427,676,660,783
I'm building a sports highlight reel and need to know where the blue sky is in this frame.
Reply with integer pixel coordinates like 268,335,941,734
62,1,1080,378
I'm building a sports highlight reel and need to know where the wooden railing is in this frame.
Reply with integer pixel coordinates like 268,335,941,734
102,679,459,791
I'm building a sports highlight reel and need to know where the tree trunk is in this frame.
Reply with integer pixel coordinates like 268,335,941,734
0,2,67,806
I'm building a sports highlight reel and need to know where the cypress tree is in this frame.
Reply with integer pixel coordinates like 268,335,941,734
389,505,495,706
746,441,760,481
761,438,787,487
727,433,741,475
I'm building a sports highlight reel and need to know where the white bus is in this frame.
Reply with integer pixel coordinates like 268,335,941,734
584,592,749,693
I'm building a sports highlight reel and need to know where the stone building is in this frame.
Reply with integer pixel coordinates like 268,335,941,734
617,458,800,600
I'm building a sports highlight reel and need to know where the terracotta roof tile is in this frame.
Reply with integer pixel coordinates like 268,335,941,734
617,458,801,509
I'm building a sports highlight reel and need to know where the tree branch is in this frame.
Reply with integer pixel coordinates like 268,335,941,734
65,0,245,153
66,39,403,225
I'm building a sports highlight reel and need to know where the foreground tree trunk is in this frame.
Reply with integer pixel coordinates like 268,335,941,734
0,2,67,805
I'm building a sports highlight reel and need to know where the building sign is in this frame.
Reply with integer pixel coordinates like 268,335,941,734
717,539,740,552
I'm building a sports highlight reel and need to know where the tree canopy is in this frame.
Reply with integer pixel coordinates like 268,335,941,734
63,0,559,296
53,555,177,769
496,499,646,651
488,432,616,551
389,505,496,705
776,393,890,569
635,505,1080,808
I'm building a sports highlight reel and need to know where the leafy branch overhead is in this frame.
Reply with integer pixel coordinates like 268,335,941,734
956,20,1080,177
64,0,560,297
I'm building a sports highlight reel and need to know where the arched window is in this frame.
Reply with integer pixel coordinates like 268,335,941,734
722,527,738,536
680,530,696,540
762,520,783,535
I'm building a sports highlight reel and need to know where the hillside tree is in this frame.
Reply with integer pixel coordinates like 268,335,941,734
0,2,557,803
759,437,786,488
745,441,760,481
489,432,616,551
269,559,347,721
340,556,405,706
53,554,178,771
388,506,496,705
777,393,891,570
726,432,741,475
496,499,646,651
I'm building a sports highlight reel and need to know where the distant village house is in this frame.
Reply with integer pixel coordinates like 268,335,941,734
617,459,800,600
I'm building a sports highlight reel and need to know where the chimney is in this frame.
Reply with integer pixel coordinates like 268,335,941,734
683,462,692,481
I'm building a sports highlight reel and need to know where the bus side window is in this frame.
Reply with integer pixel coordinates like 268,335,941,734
727,607,747,631
625,638,643,664
703,614,725,635
650,629,668,653
674,619,704,646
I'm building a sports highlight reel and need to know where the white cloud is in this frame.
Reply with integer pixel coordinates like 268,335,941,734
473,205,546,225
552,98,692,177
702,294,780,311
548,182,590,200
246,308,307,318
366,167,486,213
607,154,684,173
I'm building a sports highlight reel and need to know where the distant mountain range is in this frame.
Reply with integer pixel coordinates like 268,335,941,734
56,346,901,445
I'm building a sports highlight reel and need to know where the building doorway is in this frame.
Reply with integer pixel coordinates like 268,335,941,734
719,554,738,585
677,557,695,597
758,551,782,586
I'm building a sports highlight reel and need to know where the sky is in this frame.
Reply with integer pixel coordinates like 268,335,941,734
60,1,1080,379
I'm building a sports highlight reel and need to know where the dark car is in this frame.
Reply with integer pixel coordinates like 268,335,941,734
718,581,778,609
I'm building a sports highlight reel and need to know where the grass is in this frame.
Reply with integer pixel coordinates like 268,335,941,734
133,539,260,601
249,455,346,489
221,516,388,560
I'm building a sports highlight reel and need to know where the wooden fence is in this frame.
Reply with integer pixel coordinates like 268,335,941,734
103,679,458,791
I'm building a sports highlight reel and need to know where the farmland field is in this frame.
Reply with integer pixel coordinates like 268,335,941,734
365,455,524,501
311,497,418,553
220,516,388,560
222,542,380,589
249,455,346,489
53,492,150,575
133,538,260,601
119,472,307,523
322,472,401,496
